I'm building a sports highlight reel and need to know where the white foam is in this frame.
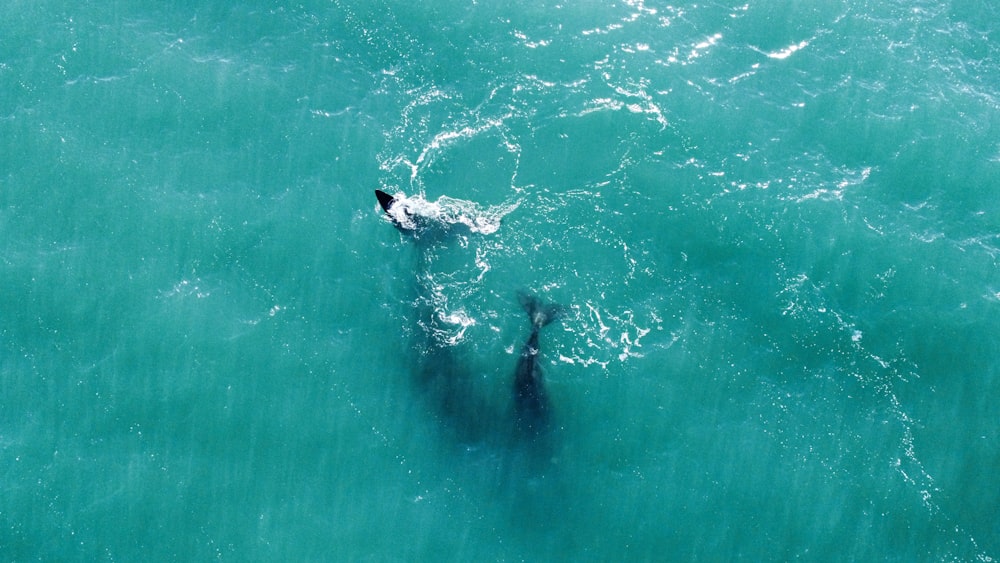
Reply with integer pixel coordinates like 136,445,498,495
383,191,519,235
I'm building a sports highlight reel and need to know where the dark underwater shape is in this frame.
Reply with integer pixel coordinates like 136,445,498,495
513,291,563,436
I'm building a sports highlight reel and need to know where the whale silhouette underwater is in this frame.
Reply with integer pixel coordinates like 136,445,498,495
375,189,563,453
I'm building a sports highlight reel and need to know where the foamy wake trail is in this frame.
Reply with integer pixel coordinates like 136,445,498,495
382,191,519,234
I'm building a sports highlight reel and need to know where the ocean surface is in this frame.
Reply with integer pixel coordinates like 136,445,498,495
2,1,998,560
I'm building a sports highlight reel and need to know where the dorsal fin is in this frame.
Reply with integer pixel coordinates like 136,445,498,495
375,189,396,214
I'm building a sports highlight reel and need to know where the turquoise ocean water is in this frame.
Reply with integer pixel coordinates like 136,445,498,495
2,1,998,560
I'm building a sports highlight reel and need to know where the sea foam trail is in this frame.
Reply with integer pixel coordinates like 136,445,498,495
380,191,520,235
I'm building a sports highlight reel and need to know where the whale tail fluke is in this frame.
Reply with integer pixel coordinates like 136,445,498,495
517,291,562,330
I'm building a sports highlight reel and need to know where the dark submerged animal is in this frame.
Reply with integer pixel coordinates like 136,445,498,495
513,291,562,437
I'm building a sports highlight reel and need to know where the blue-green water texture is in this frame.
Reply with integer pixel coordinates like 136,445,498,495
3,1,999,560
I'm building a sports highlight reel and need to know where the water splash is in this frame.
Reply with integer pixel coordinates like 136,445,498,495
379,190,520,235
